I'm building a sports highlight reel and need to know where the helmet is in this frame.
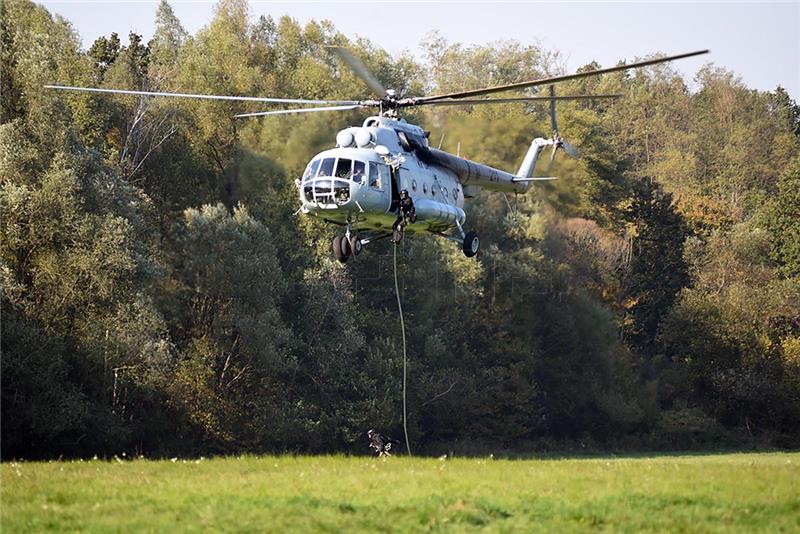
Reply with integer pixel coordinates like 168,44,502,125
400,189,408,195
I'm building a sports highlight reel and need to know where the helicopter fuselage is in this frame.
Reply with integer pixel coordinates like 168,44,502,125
297,116,532,236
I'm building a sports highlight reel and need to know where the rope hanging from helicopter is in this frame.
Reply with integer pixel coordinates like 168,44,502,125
392,242,412,456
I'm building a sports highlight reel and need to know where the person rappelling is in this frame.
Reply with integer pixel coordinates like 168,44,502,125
368,429,401,457
392,189,416,243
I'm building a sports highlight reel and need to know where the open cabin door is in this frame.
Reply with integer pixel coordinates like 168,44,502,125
390,167,401,213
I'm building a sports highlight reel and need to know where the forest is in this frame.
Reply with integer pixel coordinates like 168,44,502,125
2,0,799,459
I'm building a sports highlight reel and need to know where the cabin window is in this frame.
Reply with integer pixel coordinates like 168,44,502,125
412,179,417,192
304,159,320,180
352,160,366,184
443,187,448,198
369,162,379,188
368,161,390,190
318,157,335,177
423,183,428,194
453,188,459,201
432,186,436,197
335,158,352,179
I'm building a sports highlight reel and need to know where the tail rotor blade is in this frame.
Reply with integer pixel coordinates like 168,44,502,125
546,143,558,176
562,140,578,158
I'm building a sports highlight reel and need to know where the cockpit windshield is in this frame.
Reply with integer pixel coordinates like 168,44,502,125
335,158,352,178
303,159,321,180
318,158,335,177
305,157,367,184
352,160,365,184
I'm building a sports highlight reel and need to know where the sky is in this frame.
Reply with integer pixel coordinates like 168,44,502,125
40,1,800,98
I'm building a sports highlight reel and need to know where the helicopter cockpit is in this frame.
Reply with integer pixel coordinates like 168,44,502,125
301,156,359,206
300,153,390,209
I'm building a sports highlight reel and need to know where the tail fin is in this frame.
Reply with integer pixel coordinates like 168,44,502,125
516,138,552,179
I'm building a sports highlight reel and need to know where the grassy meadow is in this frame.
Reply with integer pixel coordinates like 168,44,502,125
2,452,798,532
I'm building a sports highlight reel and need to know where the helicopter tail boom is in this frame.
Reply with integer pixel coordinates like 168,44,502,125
516,138,553,179
416,146,530,194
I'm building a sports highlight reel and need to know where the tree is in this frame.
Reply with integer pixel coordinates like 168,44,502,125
164,204,290,451
623,178,690,355
762,156,800,278
149,0,187,67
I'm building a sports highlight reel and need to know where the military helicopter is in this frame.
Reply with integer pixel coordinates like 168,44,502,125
47,47,707,262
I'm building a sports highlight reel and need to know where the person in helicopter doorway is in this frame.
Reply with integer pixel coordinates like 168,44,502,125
392,189,417,243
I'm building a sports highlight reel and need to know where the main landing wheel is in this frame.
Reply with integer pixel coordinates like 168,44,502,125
462,231,480,258
349,233,362,256
332,235,349,263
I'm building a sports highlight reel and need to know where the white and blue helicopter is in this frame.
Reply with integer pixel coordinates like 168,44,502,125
48,47,707,262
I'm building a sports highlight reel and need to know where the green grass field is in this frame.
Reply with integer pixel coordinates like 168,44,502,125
2,452,798,532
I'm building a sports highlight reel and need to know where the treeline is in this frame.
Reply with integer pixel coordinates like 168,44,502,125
1,0,798,458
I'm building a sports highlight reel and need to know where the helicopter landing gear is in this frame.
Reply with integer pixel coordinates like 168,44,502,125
462,231,480,257
333,227,363,263
453,219,480,258
349,234,364,256
332,235,349,263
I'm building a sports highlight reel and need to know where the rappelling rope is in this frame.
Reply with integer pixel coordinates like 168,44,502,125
393,243,412,456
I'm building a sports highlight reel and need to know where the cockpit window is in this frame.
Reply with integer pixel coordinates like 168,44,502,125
304,159,321,180
352,160,366,184
368,162,380,188
368,161,390,190
335,158,352,179
318,158,335,177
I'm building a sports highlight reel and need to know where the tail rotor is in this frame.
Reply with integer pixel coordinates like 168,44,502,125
545,85,579,175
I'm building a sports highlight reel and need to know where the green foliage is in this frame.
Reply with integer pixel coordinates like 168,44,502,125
660,225,800,438
624,178,690,353
761,156,800,277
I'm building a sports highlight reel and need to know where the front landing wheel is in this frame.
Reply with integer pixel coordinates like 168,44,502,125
332,235,349,263
349,234,362,256
462,231,480,258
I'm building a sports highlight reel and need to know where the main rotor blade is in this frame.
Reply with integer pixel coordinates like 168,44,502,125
326,46,387,97
412,94,622,107
549,85,557,133
234,104,370,118
417,49,709,102
45,85,361,105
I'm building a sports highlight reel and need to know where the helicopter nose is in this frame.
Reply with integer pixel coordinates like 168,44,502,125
301,177,355,207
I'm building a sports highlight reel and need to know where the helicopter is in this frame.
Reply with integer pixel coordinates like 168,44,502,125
47,47,708,262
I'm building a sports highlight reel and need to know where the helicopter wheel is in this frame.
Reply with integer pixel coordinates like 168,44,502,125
462,231,480,258
349,234,362,256
332,235,349,263
342,236,352,257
